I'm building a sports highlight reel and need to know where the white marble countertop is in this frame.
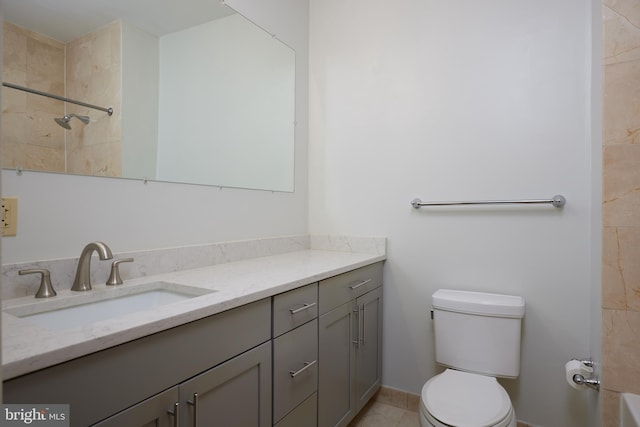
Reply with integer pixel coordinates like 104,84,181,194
2,249,385,380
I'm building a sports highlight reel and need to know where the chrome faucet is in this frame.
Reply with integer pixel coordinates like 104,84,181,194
71,242,113,291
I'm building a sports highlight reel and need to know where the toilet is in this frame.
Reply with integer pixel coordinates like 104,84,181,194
419,289,525,427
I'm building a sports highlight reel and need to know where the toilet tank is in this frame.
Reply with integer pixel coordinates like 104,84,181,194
432,289,525,379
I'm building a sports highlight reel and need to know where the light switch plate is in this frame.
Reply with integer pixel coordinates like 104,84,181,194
2,197,18,236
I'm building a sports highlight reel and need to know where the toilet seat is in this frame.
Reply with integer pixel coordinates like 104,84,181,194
420,369,514,427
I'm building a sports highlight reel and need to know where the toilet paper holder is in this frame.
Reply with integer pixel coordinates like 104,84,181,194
570,358,600,391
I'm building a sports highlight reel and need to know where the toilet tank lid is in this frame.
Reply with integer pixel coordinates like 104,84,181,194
432,289,525,318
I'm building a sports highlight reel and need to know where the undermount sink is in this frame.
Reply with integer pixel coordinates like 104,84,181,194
4,281,215,330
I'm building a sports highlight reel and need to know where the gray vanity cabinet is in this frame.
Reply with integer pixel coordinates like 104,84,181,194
318,262,383,427
272,283,319,426
95,342,272,427
179,341,272,426
4,299,272,427
4,262,383,427
318,302,355,427
274,392,317,427
273,319,318,423
353,286,383,410
92,387,180,427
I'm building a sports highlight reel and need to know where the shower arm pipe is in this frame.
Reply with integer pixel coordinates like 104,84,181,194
2,82,113,116
410,195,566,209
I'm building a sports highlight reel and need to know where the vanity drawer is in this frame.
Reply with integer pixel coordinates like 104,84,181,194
273,282,318,337
319,262,383,315
273,319,318,423
274,392,317,427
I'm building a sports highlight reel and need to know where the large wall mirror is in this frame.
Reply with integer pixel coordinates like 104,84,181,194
2,0,296,192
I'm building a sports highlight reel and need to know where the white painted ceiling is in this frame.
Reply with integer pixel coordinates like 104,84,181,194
3,0,234,42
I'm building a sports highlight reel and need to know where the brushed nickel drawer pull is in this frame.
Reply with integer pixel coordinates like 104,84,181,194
187,393,199,427
352,308,360,347
361,305,366,347
349,279,371,291
167,402,180,427
289,302,317,315
289,360,317,378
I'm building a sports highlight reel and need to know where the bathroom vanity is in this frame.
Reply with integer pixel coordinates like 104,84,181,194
318,263,383,427
2,248,384,427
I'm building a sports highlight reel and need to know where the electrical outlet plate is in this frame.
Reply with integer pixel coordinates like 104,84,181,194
2,197,18,236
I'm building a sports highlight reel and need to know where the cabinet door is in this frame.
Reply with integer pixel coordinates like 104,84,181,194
92,387,179,427
354,287,383,411
318,302,356,427
180,342,271,427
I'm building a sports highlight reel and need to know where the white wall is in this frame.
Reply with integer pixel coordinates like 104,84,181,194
0,0,309,264
309,0,596,426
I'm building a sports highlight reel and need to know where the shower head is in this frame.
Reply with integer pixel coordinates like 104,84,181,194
54,116,71,130
54,114,90,129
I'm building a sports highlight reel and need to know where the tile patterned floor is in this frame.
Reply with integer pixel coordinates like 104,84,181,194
347,391,534,427
347,387,420,427
348,400,420,427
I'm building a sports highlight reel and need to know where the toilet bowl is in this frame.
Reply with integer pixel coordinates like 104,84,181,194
419,369,516,427
419,290,525,427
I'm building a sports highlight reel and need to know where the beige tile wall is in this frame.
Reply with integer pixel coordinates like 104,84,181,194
602,0,640,425
65,20,122,176
2,22,66,172
1,20,122,176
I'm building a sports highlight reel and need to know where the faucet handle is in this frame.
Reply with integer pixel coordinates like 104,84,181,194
106,258,134,286
19,269,57,298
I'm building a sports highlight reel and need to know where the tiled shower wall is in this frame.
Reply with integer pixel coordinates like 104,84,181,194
601,0,640,425
2,22,66,171
1,20,122,176
65,21,122,176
